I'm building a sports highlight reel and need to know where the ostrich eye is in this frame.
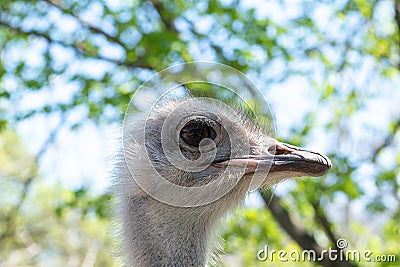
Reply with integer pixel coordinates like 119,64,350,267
180,121,217,147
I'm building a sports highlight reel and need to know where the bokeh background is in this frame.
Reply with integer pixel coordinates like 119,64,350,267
0,0,399,266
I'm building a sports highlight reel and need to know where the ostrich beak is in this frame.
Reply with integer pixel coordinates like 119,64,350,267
213,142,331,177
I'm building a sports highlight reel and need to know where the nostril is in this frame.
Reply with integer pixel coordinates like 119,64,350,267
277,148,292,155
268,144,293,155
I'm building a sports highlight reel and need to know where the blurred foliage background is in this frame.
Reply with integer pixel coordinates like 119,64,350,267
0,0,400,266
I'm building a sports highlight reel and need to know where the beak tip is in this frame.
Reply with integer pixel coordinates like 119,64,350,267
310,158,332,177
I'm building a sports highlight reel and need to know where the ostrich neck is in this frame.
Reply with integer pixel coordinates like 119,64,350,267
123,195,214,266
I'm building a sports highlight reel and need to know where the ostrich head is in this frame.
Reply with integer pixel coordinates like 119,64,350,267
115,96,331,266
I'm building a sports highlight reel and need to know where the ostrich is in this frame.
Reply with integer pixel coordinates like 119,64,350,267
114,97,331,266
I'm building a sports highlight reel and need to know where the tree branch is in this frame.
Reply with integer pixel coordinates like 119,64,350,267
149,0,177,32
371,117,400,163
311,201,339,249
0,112,68,245
395,0,400,68
259,190,357,267
42,0,127,50
0,19,151,70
